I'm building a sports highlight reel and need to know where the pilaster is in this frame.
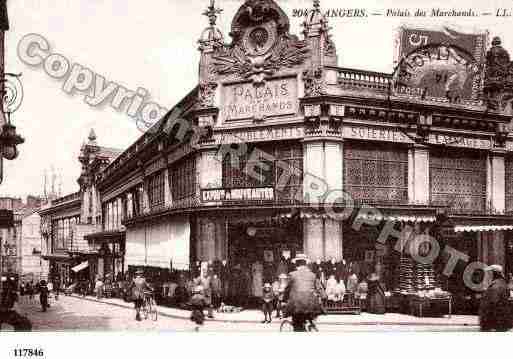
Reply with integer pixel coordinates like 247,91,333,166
409,144,429,205
489,150,506,214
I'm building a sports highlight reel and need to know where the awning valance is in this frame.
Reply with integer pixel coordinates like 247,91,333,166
71,261,89,272
84,230,125,243
454,225,513,233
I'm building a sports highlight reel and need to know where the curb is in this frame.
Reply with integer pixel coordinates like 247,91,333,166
67,294,479,327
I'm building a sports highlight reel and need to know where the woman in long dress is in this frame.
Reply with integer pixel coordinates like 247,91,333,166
367,273,386,314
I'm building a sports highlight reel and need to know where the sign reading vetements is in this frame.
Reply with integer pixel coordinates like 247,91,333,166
222,78,298,121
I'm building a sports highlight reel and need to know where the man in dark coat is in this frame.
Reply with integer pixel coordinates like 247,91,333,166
130,270,152,321
479,264,512,332
284,254,323,331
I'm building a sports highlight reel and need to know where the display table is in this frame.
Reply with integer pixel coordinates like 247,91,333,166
409,295,452,318
323,293,361,315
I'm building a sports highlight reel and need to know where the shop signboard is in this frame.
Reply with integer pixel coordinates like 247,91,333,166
428,133,492,149
201,187,274,202
222,77,298,121
343,124,413,144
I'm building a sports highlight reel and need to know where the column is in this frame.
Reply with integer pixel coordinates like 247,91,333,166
302,140,344,261
142,180,150,214
409,144,429,205
91,185,98,225
164,168,172,207
81,189,90,224
198,149,222,189
303,218,324,261
303,141,324,204
490,150,505,214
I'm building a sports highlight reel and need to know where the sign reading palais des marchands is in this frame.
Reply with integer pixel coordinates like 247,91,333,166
222,77,298,121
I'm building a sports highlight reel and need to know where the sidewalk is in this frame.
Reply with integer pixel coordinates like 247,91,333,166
68,294,479,327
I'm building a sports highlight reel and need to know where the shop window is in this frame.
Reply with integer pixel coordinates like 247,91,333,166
148,171,165,210
430,149,486,214
344,143,408,204
221,142,303,203
171,157,196,201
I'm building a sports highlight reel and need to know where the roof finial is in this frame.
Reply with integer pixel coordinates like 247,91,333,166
88,128,97,142
203,0,222,27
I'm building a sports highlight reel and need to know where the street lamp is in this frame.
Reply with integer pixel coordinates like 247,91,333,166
0,73,24,184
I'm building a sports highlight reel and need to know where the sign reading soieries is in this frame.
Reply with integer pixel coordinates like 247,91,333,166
222,77,298,121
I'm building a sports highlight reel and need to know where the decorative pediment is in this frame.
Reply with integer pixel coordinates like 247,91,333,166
211,0,309,84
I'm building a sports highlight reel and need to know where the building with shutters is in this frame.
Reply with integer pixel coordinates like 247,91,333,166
39,0,513,308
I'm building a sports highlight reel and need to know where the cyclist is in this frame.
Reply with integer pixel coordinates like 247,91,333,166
283,254,323,332
130,270,152,321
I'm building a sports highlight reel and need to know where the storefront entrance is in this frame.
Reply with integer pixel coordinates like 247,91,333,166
226,216,302,304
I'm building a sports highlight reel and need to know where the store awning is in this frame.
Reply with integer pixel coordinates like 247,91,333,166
84,230,125,243
71,261,89,273
454,225,513,233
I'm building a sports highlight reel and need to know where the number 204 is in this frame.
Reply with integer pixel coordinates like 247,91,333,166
13,348,44,357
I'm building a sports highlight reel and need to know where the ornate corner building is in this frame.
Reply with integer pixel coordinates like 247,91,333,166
39,0,513,305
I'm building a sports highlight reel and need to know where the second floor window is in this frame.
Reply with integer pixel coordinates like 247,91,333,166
172,157,196,201
52,216,79,251
148,171,165,209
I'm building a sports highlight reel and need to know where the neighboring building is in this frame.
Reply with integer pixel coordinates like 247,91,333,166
39,0,513,308
19,210,48,282
40,130,123,285
0,196,43,278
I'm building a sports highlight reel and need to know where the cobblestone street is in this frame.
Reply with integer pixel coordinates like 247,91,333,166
7,295,481,332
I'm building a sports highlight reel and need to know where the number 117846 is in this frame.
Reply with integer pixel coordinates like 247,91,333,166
13,348,44,357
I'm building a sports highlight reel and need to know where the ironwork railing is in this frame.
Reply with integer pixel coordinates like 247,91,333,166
336,67,392,93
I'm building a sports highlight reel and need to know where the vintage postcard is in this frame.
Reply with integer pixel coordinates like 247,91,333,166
0,0,513,354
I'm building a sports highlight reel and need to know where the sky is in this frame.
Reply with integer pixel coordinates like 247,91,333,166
1,0,512,199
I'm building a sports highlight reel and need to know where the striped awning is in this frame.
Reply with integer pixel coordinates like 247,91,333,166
354,213,437,223
454,225,513,233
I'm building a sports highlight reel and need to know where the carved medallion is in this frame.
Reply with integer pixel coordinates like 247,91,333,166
211,0,308,84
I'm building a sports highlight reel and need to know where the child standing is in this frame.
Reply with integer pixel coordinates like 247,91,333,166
190,285,207,331
261,283,274,324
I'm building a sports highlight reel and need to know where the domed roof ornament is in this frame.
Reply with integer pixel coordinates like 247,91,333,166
199,0,224,49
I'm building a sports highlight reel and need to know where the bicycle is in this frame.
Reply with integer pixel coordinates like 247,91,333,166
141,291,158,321
279,316,318,332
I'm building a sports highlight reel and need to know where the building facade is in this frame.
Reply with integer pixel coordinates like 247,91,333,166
40,0,513,306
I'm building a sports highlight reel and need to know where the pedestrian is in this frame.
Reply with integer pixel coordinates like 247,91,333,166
210,274,222,310
54,278,60,301
261,283,274,323
130,270,152,321
479,264,513,332
275,274,288,319
47,280,53,300
199,273,214,319
95,276,104,300
367,273,386,314
283,254,323,331
190,285,207,331
26,281,34,303
39,280,49,312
